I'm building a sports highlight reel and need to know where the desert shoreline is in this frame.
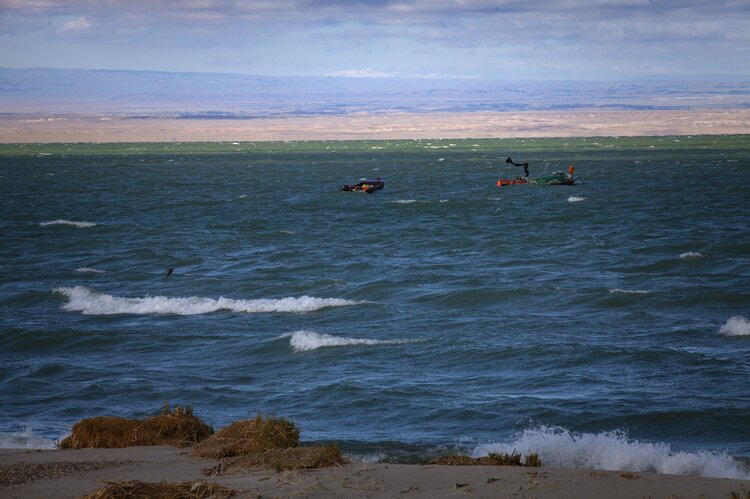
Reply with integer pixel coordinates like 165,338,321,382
2,109,750,143
2,446,750,499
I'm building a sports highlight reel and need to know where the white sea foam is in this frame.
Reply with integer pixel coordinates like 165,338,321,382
0,425,56,450
75,267,106,274
719,316,750,336
288,330,422,352
40,219,96,228
609,288,652,295
389,199,433,205
54,286,360,316
472,426,749,479
350,452,387,464
680,251,703,260
567,196,586,203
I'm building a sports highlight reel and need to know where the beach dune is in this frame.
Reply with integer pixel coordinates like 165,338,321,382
2,109,750,143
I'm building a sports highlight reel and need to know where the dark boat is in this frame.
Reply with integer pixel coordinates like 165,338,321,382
497,172,575,186
498,157,576,186
535,172,576,185
496,176,533,186
340,178,385,193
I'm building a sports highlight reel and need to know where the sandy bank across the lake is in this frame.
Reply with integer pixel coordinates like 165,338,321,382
2,109,750,143
2,446,749,498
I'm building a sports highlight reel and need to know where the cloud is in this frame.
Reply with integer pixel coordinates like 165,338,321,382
3,1,748,30
329,68,477,79
329,68,399,78
58,16,92,33
0,0,747,80
0,0,67,11
1,0,742,21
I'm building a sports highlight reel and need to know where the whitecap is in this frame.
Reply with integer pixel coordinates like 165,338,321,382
75,267,106,274
388,199,432,205
567,196,586,203
287,330,422,352
680,252,702,260
609,288,651,295
0,425,56,450
40,219,96,228
719,316,750,336
472,426,749,479
54,286,361,316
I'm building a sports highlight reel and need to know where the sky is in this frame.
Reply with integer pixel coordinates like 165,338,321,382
1,0,749,81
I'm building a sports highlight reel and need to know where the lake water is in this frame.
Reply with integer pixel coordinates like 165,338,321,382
2,136,749,478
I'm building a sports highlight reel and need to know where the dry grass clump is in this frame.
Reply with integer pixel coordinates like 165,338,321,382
428,451,542,467
84,479,234,499
205,444,345,475
192,415,299,459
59,405,211,449
194,415,344,473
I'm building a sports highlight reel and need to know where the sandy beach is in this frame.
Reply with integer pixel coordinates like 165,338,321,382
2,109,750,143
1,446,749,498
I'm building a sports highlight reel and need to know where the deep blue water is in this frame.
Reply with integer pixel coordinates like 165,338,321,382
2,137,750,478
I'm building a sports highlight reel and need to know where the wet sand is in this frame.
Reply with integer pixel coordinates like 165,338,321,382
2,446,749,498
2,109,750,143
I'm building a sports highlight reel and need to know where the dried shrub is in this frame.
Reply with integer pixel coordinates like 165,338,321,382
192,415,299,459
523,452,542,467
59,406,211,449
84,479,234,499
205,444,345,474
428,451,542,467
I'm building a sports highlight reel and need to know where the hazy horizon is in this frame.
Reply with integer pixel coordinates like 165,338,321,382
2,66,749,117
3,64,750,84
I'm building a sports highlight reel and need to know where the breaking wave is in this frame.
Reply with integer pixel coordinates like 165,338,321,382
719,316,750,336
75,267,106,273
680,252,702,260
472,426,750,479
288,330,423,352
40,219,96,228
0,425,56,450
609,288,651,295
567,196,586,203
54,286,361,315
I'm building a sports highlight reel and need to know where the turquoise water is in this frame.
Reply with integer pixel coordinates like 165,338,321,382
2,137,750,478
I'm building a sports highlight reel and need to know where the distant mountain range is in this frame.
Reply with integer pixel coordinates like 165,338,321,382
2,67,749,115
